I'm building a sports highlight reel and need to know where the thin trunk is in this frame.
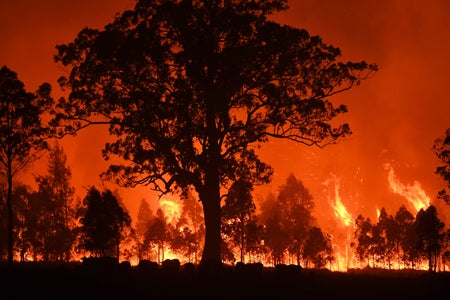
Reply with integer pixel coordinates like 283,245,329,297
7,157,14,263
240,214,244,263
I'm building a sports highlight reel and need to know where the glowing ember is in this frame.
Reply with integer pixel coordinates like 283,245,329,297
384,163,430,212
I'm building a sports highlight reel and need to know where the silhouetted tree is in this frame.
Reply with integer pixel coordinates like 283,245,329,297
144,208,172,263
303,226,333,269
175,188,204,263
10,184,32,261
352,214,373,267
277,173,316,265
80,186,131,258
0,66,52,262
375,208,397,269
170,225,198,263
31,141,77,261
135,198,153,260
0,184,8,259
53,0,377,265
222,179,255,263
433,128,450,204
243,216,266,263
394,205,415,268
414,205,446,272
264,213,289,265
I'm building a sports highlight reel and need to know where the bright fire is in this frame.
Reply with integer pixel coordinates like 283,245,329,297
327,174,353,227
159,197,181,223
323,174,355,271
384,163,430,212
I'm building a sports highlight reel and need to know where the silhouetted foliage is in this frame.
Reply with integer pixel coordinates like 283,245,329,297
10,184,33,261
80,186,131,258
303,226,333,269
352,204,450,271
433,128,450,204
53,0,377,265
261,174,316,266
135,198,153,260
264,213,289,265
144,208,172,263
174,188,204,263
222,179,256,263
352,214,374,267
0,66,53,262
31,141,77,261
394,205,416,268
414,205,446,272
278,173,316,265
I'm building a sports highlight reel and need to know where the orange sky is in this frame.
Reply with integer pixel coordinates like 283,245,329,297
1,0,449,225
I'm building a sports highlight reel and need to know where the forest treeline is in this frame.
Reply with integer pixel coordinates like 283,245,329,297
1,141,449,272
1,0,449,273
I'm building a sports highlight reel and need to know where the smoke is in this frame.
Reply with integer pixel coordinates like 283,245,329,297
1,0,449,222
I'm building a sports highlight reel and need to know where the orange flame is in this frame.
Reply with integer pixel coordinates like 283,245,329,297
329,175,353,227
384,163,430,212
159,197,181,223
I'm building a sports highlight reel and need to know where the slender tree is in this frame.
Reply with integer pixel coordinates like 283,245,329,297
433,128,450,204
10,184,32,261
222,179,255,263
277,173,316,265
175,189,204,263
32,141,77,261
352,214,373,267
135,198,153,260
0,66,52,262
394,205,415,268
53,0,377,266
144,208,172,263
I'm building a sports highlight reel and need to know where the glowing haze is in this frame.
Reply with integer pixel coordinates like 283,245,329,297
1,0,449,228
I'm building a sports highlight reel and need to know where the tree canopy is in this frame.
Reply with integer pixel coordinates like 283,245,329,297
80,186,131,258
53,0,377,265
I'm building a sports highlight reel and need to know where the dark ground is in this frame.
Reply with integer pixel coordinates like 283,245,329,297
0,262,449,300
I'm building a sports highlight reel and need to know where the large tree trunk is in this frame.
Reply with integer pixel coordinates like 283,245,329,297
199,92,223,271
199,166,222,271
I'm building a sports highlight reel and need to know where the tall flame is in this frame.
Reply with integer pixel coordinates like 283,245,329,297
323,174,354,271
384,163,430,212
331,175,353,227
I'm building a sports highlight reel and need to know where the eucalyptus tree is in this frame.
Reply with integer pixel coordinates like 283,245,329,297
53,0,377,266
0,66,52,262
433,128,450,204
222,179,255,263
80,187,131,258
414,205,446,272
33,141,77,261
